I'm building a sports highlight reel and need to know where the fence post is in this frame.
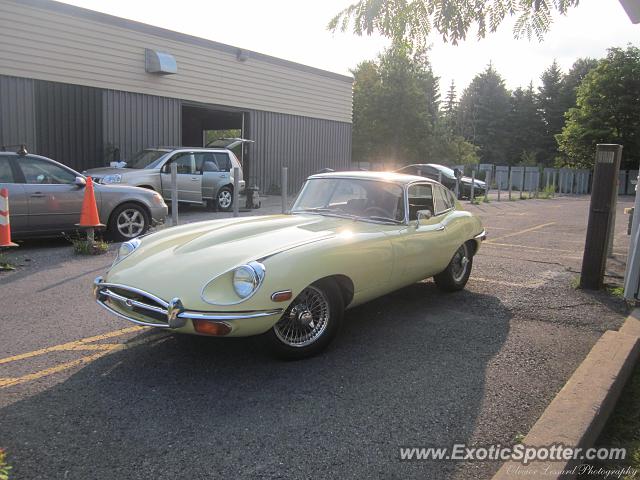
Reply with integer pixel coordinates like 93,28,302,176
497,172,501,201
470,170,476,202
281,167,288,214
508,167,513,201
171,162,178,226
484,170,491,203
233,167,240,218
520,167,525,199
438,171,443,184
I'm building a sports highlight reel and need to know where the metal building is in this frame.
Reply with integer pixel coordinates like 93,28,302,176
0,0,353,193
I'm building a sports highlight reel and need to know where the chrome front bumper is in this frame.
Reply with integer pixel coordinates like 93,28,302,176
93,276,283,329
474,230,487,242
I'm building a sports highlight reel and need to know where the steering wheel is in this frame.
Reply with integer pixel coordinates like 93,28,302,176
363,206,389,218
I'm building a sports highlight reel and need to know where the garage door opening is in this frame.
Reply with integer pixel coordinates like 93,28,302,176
181,104,245,150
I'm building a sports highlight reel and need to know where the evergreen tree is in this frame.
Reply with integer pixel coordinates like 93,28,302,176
458,64,511,164
537,60,566,165
443,80,459,136
506,83,545,165
560,57,599,110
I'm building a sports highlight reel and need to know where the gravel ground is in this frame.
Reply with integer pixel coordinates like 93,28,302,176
0,193,632,480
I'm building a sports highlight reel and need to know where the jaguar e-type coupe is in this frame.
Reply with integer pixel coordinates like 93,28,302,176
94,171,486,358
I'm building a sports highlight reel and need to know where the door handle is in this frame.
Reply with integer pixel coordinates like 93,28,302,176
191,178,199,181
436,225,446,231
30,192,45,198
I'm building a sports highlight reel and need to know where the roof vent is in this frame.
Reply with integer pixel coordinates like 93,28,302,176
236,49,250,62
145,49,177,75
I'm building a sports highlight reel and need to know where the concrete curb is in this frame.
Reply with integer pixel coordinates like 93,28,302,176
492,309,640,480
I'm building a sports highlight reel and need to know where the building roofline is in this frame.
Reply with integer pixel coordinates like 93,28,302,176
18,0,354,84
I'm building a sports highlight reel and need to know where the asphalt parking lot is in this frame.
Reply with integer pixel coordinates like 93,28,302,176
0,194,632,479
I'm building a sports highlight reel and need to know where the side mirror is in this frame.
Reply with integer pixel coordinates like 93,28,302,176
416,209,432,227
74,176,86,187
453,168,462,179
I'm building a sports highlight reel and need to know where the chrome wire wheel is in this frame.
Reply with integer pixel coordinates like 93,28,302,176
218,189,232,209
273,286,331,348
116,208,145,238
451,244,470,283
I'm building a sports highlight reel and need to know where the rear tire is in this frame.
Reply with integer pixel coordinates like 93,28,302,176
108,203,150,242
217,186,233,212
434,243,473,292
265,279,344,360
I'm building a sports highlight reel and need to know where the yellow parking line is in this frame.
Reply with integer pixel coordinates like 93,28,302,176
0,326,145,365
0,334,164,389
486,222,555,243
0,351,109,388
483,241,627,257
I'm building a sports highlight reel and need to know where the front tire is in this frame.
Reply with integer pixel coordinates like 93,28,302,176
108,203,150,242
434,243,473,291
266,279,344,359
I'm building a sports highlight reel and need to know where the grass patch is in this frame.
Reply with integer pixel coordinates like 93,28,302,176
0,449,11,480
606,284,625,298
570,276,581,289
539,185,556,199
590,363,640,479
63,232,109,255
0,252,15,271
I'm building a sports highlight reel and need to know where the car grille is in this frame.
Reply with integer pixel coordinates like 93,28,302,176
102,286,169,325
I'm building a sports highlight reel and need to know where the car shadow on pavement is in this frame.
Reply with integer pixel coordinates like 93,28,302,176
0,282,511,480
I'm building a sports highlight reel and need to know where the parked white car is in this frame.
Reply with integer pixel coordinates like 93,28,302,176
85,140,249,211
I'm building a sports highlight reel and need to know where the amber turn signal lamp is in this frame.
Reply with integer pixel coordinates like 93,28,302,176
271,290,293,302
193,320,231,336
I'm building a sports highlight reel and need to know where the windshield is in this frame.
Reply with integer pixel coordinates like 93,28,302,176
292,178,405,224
126,149,168,169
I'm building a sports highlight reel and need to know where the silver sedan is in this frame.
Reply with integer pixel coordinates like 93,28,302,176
0,152,167,241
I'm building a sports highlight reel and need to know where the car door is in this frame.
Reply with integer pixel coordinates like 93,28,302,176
160,152,202,203
389,182,452,284
16,156,84,233
0,156,28,234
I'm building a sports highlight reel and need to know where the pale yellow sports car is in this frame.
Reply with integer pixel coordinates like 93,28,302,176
94,171,486,358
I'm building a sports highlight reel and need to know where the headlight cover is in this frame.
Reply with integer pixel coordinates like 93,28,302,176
232,262,266,299
101,174,122,184
113,237,141,266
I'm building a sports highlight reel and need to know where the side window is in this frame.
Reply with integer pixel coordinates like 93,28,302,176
213,153,231,172
446,189,457,208
0,158,15,183
19,157,76,184
434,186,453,214
407,183,434,221
199,153,219,173
170,153,195,174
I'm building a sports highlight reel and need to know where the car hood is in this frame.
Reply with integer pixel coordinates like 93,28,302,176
84,167,149,178
461,176,486,186
106,214,349,300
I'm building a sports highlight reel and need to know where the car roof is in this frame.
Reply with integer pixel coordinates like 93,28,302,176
150,147,231,152
308,170,437,185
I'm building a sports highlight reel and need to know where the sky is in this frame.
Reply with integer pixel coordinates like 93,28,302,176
57,0,638,95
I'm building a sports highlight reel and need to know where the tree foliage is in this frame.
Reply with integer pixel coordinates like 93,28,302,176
506,83,545,165
458,64,511,164
537,60,566,165
558,46,640,169
329,0,581,47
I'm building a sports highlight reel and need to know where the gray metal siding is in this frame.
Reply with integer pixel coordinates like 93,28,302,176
34,80,103,172
103,90,181,164
0,75,36,149
249,110,352,194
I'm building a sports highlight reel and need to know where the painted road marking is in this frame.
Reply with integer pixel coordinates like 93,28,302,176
482,241,627,257
0,326,144,365
0,333,165,389
486,222,556,243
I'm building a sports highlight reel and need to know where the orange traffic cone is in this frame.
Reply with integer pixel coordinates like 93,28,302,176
0,188,18,247
76,177,105,228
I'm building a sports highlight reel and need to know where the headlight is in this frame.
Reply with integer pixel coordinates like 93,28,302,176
232,262,265,299
113,238,141,266
101,174,122,184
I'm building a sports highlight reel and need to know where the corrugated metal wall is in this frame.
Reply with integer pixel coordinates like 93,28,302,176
103,90,181,164
249,110,352,194
0,75,36,149
34,80,103,171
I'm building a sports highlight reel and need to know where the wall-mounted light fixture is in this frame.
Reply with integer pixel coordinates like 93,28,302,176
236,48,249,62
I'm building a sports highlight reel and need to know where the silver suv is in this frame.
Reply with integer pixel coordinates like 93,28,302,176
85,140,248,211
0,152,167,241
